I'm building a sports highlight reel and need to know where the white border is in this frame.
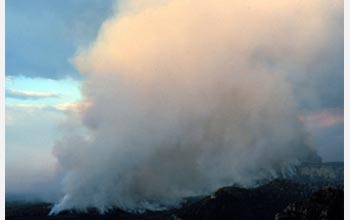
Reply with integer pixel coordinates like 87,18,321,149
0,0,5,219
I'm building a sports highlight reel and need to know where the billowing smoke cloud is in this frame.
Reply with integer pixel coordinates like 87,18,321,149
51,0,342,214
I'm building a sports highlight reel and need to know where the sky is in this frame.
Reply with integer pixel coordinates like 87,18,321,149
5,0,344,200
5,0,115,198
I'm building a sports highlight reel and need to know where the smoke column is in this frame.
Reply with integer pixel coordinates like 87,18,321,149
51,0,342,214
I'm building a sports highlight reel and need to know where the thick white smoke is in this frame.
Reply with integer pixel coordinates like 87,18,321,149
51,0,342,214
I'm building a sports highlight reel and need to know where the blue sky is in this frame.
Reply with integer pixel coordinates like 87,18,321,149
6,0,115,79
6,76,82,105
5,0,344,198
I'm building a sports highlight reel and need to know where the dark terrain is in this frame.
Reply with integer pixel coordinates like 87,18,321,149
6,162,344,220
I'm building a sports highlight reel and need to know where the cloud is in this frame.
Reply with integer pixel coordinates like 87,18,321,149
5,101,89,115
5,103,46,110
6,89,63,100
55,102,91,112
51,0,342,214
5,76,13,84
300,108,344,130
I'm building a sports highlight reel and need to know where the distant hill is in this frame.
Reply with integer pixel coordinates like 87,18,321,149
5,162,344,220
289,162,343,184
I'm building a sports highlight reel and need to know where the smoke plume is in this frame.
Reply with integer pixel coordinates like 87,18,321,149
51,0,342,214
